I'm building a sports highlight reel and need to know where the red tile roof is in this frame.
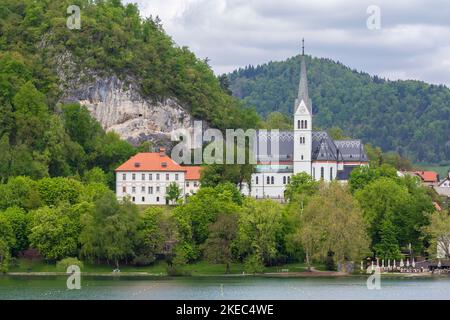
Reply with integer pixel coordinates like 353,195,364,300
184,166,202,180
115,153,202,181
413,171,439,183
115,153,185,172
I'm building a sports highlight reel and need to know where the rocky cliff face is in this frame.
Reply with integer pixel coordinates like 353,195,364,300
57,51,194,147
62,76,193,146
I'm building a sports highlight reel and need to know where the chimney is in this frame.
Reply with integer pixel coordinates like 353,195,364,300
159,147,166,157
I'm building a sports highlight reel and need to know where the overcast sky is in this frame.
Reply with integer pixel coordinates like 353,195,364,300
124,0,450,86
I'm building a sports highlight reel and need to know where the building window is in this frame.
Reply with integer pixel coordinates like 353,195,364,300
256,176,259,185
122,186,126,193
313,167,316,178
149,174,153,181
156,186,160,193
142,197,145,202
193,182,198,187
320,167,324,180
142,174,145,180
186,181,190,187
283,176,286,184
148,187,153,194
156,197,160,202
141,186,145,192
300,120,304,129
271,176,274,184
175,174,179,181
301,155,304,160
267,176,270,185
297,120,301,129
330,167,333,181
132,197,135,202
122,174,126,181
166,174,169,181
287,176,291,184
132,174,136,181
156,173,160,180
132,187,136,193
304,120,307,129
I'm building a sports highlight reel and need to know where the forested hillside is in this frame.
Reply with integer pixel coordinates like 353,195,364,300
228,56,450,163
0,0,259,183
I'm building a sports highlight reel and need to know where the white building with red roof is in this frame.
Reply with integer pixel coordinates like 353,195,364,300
115,148,201,205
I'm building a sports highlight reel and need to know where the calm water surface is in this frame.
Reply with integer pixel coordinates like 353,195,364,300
1,275,450,300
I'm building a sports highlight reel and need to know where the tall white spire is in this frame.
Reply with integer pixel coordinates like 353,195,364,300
295,39,312,114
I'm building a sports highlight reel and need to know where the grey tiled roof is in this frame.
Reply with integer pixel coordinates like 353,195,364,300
253,130,368,163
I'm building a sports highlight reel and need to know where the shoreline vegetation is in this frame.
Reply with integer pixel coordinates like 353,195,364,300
1,259,440,278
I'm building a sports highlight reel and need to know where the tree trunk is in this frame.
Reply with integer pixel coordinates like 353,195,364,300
306,251,311,271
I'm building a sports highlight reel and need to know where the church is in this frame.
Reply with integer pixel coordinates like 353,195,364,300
242,45,369,199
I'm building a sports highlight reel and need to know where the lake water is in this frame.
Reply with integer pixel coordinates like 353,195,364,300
1,275,450,300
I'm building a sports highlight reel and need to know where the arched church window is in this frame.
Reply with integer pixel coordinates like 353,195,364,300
271,176,274,184
267,176,270,185
304,120,308,129
297,120,300,129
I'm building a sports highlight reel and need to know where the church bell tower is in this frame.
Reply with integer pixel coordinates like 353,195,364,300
293,39,312,175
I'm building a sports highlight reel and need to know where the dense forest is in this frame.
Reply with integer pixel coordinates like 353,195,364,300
228,56,450,164
0,0,259,184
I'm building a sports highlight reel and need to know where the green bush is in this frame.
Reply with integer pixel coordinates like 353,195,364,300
56,257,84,272
244,254,265,274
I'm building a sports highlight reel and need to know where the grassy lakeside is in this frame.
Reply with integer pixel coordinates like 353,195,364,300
7,258,324,276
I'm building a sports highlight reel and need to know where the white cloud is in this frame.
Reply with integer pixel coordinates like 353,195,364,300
124,0,450,86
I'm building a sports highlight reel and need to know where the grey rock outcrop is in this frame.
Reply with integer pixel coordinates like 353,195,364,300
57,51,195,147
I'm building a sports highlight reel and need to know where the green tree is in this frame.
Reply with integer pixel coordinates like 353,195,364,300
28,206,80,261
284,172,319,202
355,177,430,254
373,218,402,260
173,185,240,261
202,213,238,273
0,207,28,255
79,191,138,268
133,207,171,266
349,164,398,193
166,182,181,204
298,183,369,271
0,176,41,210
423,210,450,259
83,167,108,185
37,177,83,206
237,199,283,268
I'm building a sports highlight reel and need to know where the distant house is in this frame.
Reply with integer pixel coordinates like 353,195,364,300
115,149,201,205
438,172,450,188
434,171,450,198
411,171,440,186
